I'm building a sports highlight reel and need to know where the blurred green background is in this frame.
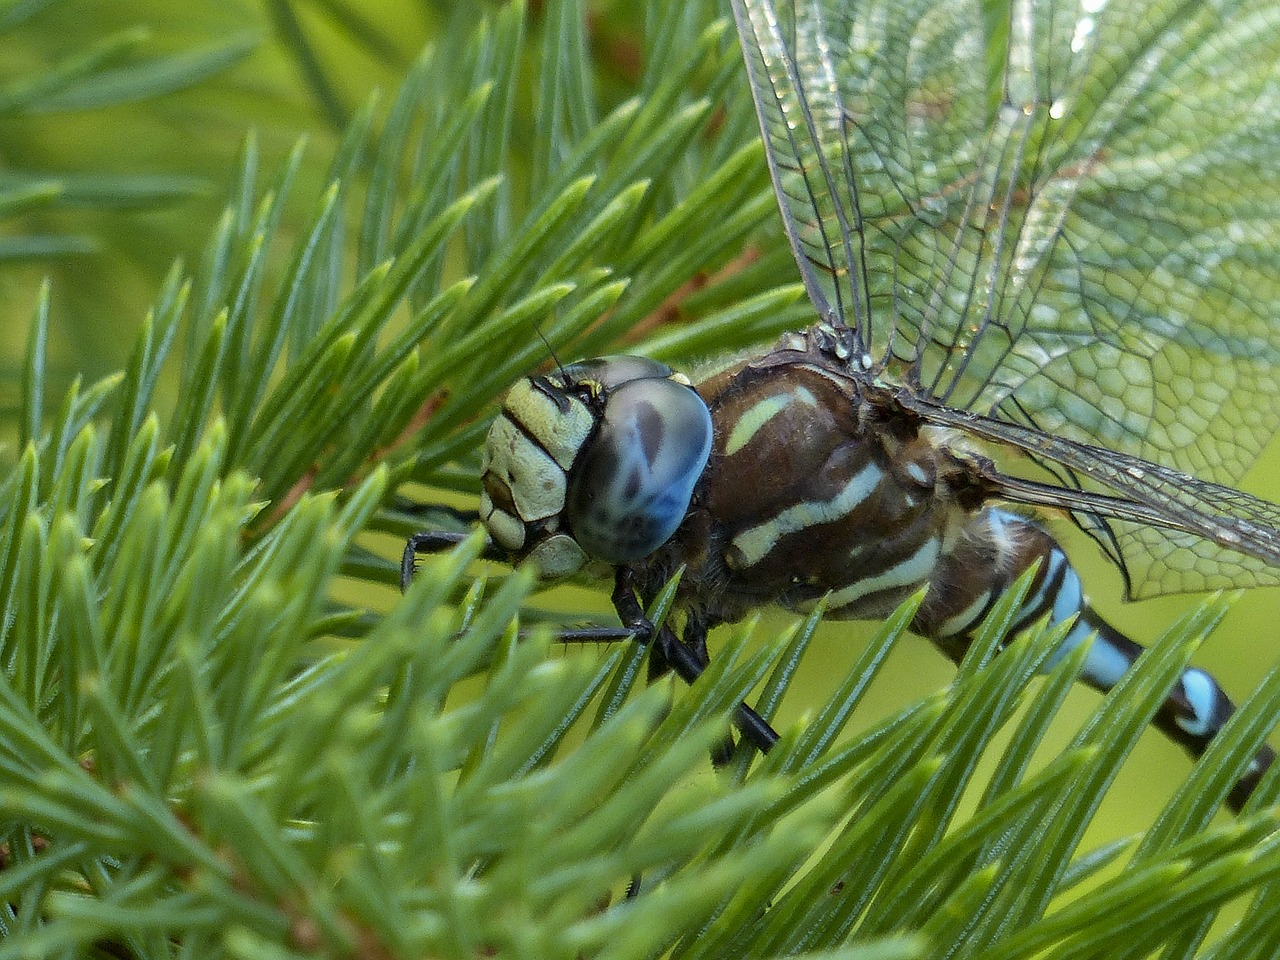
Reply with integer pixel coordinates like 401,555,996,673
1,0,1278,842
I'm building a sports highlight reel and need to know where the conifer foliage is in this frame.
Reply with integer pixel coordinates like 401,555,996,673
1,2,1279,958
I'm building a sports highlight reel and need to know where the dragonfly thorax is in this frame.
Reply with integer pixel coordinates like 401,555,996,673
479,356,713,578
642,342,981,628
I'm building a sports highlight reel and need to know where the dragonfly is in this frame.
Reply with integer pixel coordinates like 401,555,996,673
405,0,1280,811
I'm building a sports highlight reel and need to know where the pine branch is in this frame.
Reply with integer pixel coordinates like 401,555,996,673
0,2,1275,958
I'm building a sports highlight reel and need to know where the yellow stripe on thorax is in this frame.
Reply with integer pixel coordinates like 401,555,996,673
730,460,883,568
815,536,942,613
724,385,818,456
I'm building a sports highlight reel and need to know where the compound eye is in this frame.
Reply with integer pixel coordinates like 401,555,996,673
566,376,712,563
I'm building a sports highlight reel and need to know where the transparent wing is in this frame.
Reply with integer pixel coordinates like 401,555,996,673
897,390,1280,597
732,0,1280,597
731,0,876,353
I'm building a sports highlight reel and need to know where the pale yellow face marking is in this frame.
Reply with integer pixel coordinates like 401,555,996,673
479,376,598,563
724,386,818,457
935,590,992,638
729,461,883,568
812,536,941,613
528,534,588,579
480,489,526,551
504,379,594,470
483,416,566,523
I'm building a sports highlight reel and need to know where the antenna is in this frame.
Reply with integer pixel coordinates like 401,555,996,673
536,325,568,380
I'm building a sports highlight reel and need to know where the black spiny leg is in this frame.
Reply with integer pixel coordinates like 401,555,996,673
401,529,639,644
683,614,739,767
611,569,780,755
401,531,781,755
392,500,481,525
401,530,508,591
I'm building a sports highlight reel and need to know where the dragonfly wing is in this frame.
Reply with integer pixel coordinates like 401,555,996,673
967,0,1280,499
733,0,1280,596
900,391,1280,597
731,0,875,349
732,0,1280,512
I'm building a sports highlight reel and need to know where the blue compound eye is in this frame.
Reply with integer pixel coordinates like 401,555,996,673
566,375,712,564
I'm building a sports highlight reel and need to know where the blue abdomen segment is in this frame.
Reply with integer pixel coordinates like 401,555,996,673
938,507,1272,807
567,375,713,564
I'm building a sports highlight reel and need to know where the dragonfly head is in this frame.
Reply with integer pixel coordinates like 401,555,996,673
479,356,713,579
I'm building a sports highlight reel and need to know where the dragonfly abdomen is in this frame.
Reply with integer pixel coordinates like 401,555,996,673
919,506,1274,806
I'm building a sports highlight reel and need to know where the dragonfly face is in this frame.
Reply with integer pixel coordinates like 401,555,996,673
479,356,713,579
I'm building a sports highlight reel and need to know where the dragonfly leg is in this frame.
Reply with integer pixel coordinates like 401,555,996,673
400,526,781,753
392,499,481,525
400,529,507,591
402,529,638,646
611,569,780,754
678,614,737,767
